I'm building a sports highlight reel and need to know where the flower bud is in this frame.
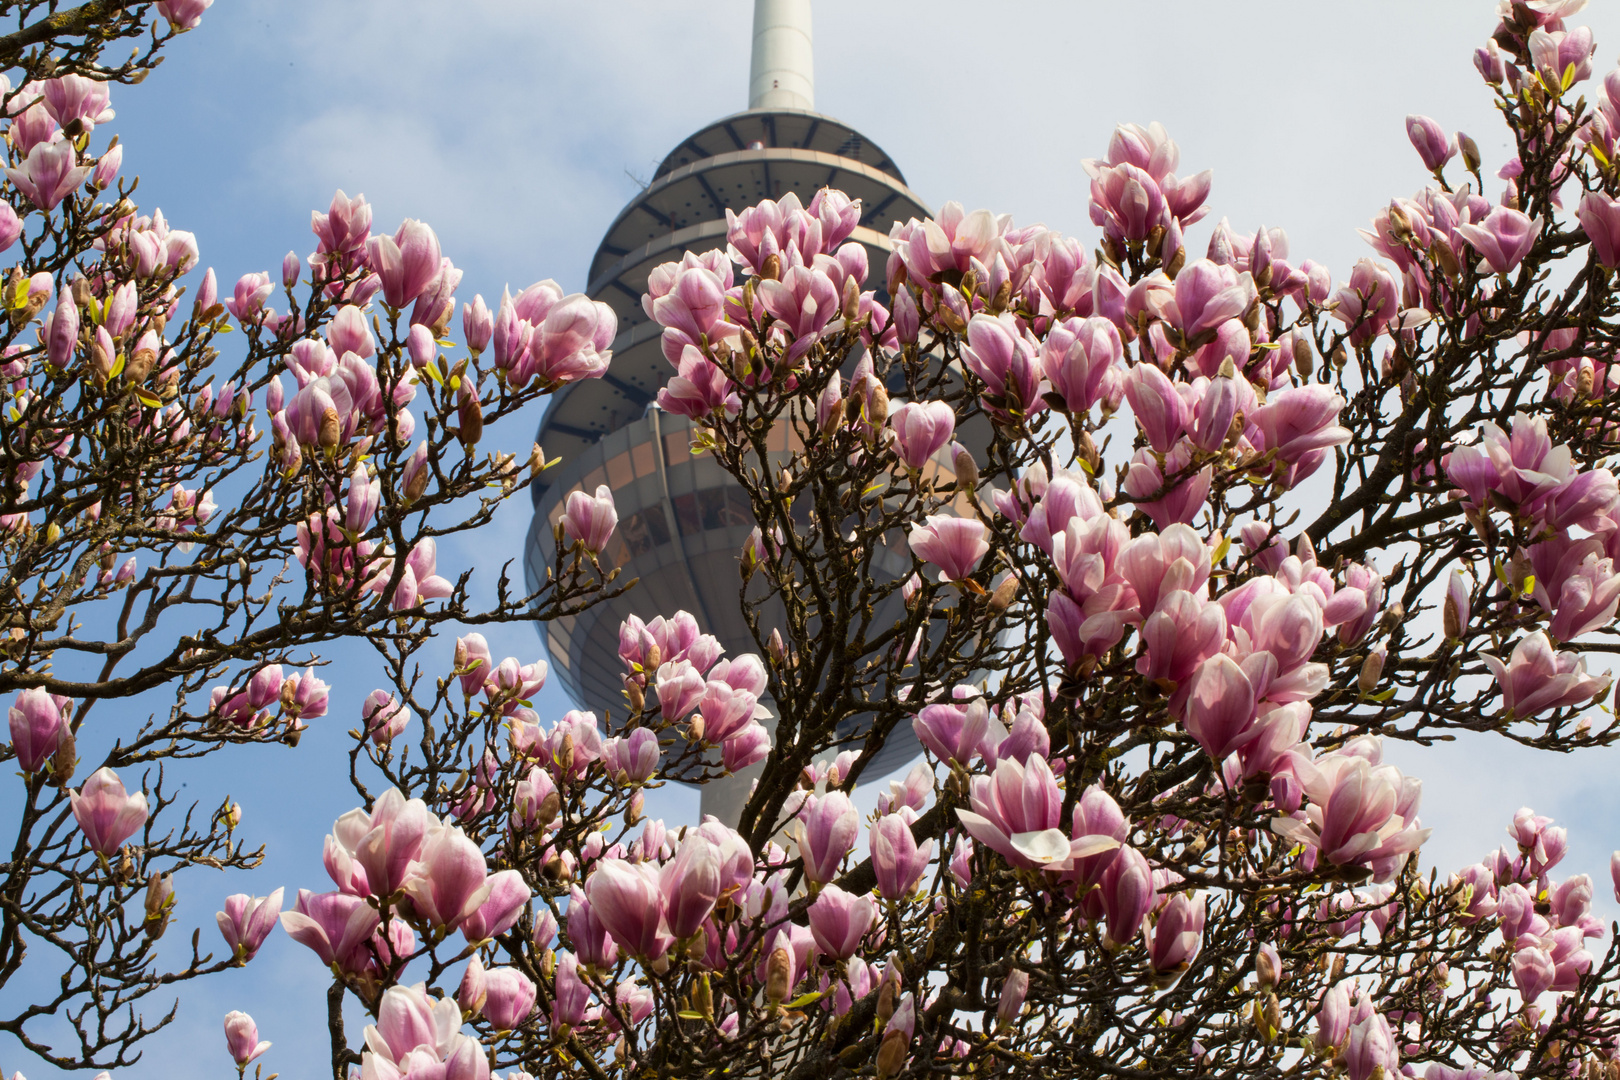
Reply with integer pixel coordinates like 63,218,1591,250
281,251,300,291
1359,646,1386,694
875,1027,909,1079
457,386,483,447
996,969,1028,1029
1458,132,1480,175
953,446,978,493
765,945,792,1005
143,871,174,937
1256,943,1281,989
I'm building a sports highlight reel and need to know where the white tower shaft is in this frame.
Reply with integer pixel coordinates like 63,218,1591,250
749,0,814,111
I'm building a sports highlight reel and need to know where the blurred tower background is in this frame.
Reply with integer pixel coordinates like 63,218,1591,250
525,0,931,823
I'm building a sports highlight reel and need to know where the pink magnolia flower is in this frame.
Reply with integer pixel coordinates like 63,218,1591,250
908,515,989,583
657,344,740,418
223,1011,270,1067
1405,115,1454,171
1171,259,1256,341
41,75,114,134
601,726,660,783
363,690,408,746
1182,654,1258,761
808,883,876,959
960,313,1046,415
1122,362,1190,453
462,294,493,354
888,401,955,471
1577,192,1620,268
402,824,490,930
794,791,859,886
1087,161,1167,242
957,755,1120,871
870,813,933,899
562,485,617,553
1330,259,1399,347
459,869,530,942
1097,845,1155,946
368,219,442,310
8,688,66,773
1455,205,1538,275
1147,892,1206,982
584,858,672,961
1042,315,1121,415
1343,1013,1398,1080
482,967,537,1032
912,697,993,767
1272,742,1430,881
1484,631,1611,717
659,832,721,939
527,294,615,385
1529,25,1595,87
217,888,284,962
157,0,213,30
1248,385,1350,486
6,138,91,210
721,719,771,770
351,788,433,896
278,889,381,973
70,767,149,855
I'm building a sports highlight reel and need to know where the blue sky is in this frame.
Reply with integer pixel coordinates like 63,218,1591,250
8,2,1620,1077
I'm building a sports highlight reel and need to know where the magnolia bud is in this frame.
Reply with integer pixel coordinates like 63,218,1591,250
1359,646,1386,694
761,253,781,282
765,946,792,1005
318,407,342,451
624,679,645,713
875,979,897,1028
867,381,889,430
627,789,644,825
457,389,483,447
692,972,713,1020
143,871,174,930
875,1028,909,1079
768,628,786,665
987,574,1018,616
1577,360,1596,400
1379,602,1405,632
841,274,860,321
126,347,156,385
1292,335,1313,377
52,726,76,785
557,731,576,776
1458,131,1481,174
536,791,561,829
953,447,978,493
1256,943,1280,989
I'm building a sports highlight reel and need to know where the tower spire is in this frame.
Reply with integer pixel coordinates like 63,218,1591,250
748,0,814,111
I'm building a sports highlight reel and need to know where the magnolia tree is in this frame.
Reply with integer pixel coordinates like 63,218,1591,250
9,2,1620,1080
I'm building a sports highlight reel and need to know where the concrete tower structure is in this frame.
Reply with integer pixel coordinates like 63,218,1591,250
525,0,931,822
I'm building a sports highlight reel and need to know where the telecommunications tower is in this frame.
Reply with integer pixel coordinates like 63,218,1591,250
525,0,931,822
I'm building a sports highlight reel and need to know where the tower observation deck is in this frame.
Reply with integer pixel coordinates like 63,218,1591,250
525,0,932,820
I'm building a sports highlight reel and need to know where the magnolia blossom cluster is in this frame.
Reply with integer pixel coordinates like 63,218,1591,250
646,188,891,419
281,785,534,980
1299,805,1615,1079
621,611,773,772
471,277,616,389
207,663,330,736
